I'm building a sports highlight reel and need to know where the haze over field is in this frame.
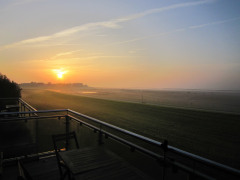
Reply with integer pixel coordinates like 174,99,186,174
1,0,240,90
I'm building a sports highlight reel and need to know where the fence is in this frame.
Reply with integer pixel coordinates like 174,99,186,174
0,98,240,180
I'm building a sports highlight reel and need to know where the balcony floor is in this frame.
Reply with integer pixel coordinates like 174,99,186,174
1,149,154,180
2,156,60,180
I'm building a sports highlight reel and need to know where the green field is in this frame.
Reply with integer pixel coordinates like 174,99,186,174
22,89,240,169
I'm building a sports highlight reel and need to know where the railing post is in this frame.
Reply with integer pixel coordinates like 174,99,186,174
20,103,23,117
162,140,168,180
188,161,196,180
23,105,26,117
65,115,70,150
98,125,103,145
17,98,20,116
35,118,39,153
0,152,3,175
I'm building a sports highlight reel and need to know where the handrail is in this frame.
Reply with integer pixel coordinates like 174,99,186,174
0,109,68,115
68,109,240,177
19,98,37,111
68,115,163,160
0,115,66,122
0,98,240,178
68,114,215,180
0,98,19,100
1,108,240,177
168,146,240,176
68,109,162,146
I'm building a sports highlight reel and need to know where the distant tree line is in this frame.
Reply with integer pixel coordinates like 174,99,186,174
20,82,88,88
0,73,21,98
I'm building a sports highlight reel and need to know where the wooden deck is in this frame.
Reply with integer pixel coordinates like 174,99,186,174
20,156,60,180
2,147,153,180
1,156,59,180
58,147,151,179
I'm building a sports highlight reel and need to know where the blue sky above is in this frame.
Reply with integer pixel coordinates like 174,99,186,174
0,0,240,90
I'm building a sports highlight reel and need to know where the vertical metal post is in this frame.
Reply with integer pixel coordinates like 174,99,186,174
98,125,103,145
23,105,26,117
65,115,70,150
21,104,23,117
162,140,168,180
35,118,39,153
20,103,22,117
17,99,20,117
0,152,3,175
77,122,80,133
188,161,196,180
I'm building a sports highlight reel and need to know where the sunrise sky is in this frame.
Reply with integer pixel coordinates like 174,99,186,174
0,0,240,90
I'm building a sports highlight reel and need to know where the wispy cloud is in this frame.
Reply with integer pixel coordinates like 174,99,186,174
1,21,121,49
1,0,215,49
189,16,240,29
54,55,132,61
12,0,48,6
115,0,216,23
108,28,186,46
111,16,240,46
0,0,47,12
28,49,132,63
51,50,82,59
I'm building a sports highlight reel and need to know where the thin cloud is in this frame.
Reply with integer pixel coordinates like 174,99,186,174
109,28,186,46
32,55,134,63
12,0,48,6
20,36,51,43
52,50,82,59
111,17,240,46
1,21,121,49
1,0,215,49
116,0,216,23
189,16,240,29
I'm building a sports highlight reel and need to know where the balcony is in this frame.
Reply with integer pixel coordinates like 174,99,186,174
0,98,240,180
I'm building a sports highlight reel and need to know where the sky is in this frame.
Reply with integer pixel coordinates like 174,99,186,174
0,0,240,90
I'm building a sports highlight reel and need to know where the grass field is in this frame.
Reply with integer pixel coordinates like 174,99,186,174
22,89,240,169
46,87,240,113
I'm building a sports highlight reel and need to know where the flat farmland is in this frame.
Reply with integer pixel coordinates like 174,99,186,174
49,87,240,114
22,89,240,169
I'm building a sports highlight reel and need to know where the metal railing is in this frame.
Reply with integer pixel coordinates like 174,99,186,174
0,98,240,179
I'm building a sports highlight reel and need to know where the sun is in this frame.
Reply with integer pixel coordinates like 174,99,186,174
57,72,64,79
53,69,68,79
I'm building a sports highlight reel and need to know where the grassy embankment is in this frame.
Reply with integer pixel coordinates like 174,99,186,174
22,89,240,168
